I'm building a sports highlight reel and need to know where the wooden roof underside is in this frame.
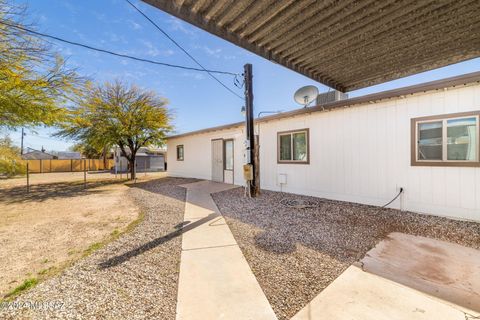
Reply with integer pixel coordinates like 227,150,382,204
143,0,480,92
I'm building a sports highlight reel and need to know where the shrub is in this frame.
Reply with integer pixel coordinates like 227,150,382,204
0,136,26,177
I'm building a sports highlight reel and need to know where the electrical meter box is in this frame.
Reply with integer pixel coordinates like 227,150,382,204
243,164,253,181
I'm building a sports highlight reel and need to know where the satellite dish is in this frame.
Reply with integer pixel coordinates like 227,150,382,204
294,85,319,107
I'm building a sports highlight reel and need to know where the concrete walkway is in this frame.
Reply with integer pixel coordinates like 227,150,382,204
292,233,480,320
176,181,277,320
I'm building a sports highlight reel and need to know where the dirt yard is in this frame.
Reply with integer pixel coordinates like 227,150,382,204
0,171,166,297
0,177,195,320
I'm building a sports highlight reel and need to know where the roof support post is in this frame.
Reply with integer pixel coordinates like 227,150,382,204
244,63,258,197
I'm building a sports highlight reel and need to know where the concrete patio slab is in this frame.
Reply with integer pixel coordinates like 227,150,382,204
292,233,480,320
292,265,477,320
176,181,277,320
361,232,480,313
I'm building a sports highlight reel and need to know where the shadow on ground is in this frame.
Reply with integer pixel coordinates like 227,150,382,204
96,177,201,269
0,179,126,204
99,214,213,269
124,177,200,202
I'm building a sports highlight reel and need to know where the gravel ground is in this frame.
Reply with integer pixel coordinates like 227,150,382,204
0,177,197,320
212,188,480,320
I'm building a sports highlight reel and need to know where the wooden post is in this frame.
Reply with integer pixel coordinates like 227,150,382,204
83,159,87,189
21,128,24,155
254,135,260,195
244,63,257,197
26,161,30,193
134,159,137,183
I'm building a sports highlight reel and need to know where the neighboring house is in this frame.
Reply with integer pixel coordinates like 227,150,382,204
22,148,56,160
53,151,82,160
114,147,166,172
166,72,480,222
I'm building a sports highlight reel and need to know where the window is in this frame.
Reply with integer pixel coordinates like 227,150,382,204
412,111,480,167
224,140,234,170
176,145,184,161
277,129,309,163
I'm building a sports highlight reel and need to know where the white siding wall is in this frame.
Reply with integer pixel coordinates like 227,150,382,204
167,127,245,185
259,84,480,221
167,84,480,221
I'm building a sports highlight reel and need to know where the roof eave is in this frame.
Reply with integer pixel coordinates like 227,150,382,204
166,71,480,140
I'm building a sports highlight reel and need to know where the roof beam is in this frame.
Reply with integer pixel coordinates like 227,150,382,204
142,0,344,90
227,0,284,33
238,0,297,38
245,0,320,43
309,2,479,85
292,0,450,66
143,0,480,91
341,28,480,90
265,0,380,55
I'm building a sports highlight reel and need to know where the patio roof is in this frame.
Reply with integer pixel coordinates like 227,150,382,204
143,0,480,92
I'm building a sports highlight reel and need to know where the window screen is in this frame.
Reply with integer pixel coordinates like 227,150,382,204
412,112,479,166
224,140,234,170
278,129,308,163
447,117,477,160
176,145,184,161
279,134,292,161
418,121,442,160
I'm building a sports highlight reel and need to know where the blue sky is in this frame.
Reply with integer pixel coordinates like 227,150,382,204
5,0,480,151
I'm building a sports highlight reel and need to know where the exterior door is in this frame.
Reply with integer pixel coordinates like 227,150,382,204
211,139,224,182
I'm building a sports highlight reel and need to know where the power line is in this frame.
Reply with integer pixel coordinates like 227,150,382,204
125,0,244,100
28,134,63,141
0,20,238,76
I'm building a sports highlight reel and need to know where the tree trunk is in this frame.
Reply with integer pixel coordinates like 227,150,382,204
129,158,135,180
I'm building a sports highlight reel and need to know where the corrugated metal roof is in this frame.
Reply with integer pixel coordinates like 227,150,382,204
144,0,480,92
166,71,480,139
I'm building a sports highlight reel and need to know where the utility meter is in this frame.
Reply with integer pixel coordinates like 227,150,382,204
243,164,253,181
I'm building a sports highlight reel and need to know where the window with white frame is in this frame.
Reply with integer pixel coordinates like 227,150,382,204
412,112,479,166
277,129,309,163
224,139,234,170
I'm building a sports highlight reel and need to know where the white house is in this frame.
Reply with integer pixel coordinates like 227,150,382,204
166,72,480,222
114,147,166,173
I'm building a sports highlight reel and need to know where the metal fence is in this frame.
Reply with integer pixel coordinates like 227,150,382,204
21,159,115,173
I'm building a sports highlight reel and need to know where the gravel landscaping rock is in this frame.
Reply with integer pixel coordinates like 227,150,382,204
0,177,197,320
212,188,480,320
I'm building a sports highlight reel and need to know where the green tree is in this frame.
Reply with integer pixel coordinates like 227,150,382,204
0,1,83,129
71,142,105,159
57,81,172,180
0,136,25,177
71,141,112,167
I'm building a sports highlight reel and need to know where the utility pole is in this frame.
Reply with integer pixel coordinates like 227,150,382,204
244,63,257,197
20,128,25,155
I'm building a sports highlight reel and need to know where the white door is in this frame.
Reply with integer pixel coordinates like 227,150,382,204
211,139,224,182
